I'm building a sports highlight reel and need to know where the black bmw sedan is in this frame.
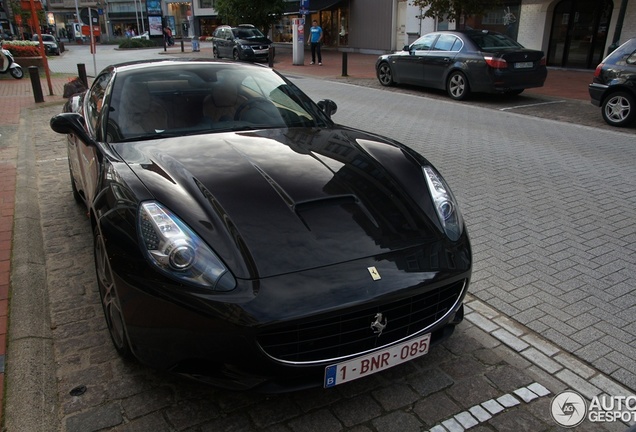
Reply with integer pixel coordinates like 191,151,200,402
376,29,547,100
50,59,471,392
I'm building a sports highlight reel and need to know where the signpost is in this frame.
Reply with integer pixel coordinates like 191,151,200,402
293,0,309,65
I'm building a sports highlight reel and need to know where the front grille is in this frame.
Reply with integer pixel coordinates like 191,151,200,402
258,279,466,364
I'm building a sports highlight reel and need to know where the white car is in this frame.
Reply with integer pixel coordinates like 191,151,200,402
131,31,150,40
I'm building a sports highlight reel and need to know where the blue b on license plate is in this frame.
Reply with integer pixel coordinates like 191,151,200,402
324,333,431,388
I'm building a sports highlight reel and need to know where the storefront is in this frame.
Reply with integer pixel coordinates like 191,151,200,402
278,0,349,47
165,0,193,38
547,0,613,69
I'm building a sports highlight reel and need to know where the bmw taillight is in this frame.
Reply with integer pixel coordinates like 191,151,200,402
539,56,546,66
484,56,508,69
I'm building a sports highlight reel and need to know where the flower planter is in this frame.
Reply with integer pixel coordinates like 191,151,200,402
14,56,45,70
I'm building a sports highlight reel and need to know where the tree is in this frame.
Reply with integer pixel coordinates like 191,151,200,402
410,0,502,25
215,0,285,35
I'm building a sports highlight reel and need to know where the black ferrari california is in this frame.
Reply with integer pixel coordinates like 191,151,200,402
50,59,471,392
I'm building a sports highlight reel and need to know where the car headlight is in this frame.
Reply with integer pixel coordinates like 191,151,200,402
422,166,464,241
138,201,236,291
240,44,253,51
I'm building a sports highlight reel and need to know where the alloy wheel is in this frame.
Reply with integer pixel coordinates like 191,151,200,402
447,72,470,100
377,62,394,86
602,91,635,127
94,228,132,358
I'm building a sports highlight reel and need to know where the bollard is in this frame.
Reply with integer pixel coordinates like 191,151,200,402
268,46,274,68
77,63,88,88
28,66,44,103
180,39,185,53
342,52,348,77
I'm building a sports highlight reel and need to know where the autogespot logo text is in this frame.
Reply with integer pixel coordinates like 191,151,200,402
551,390,636,427
551,391,587,427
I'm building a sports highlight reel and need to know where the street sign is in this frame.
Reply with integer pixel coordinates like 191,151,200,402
299,0,309,15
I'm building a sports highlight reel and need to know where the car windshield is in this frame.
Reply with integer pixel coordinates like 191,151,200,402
467,32,523,51
106,63,331,143
33,35,55,42
233,28,265,39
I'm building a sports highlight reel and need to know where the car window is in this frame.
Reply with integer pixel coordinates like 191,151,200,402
605,39,636,65
85,72,112,137
433,34,461,52
411,34,437,51
468,32,523,50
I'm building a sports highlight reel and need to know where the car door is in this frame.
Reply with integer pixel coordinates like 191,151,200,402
216,28,229,57
423,34,463,89
72,72,111,205
392,34,437,85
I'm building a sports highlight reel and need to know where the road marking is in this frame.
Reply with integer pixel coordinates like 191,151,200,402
499,100,566,111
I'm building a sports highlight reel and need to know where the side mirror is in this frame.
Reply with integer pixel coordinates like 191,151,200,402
403,45,410,51
317,99,337,118
50,112,95,146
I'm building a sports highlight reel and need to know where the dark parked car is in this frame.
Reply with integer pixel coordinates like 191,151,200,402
49,59,471,392
212,24,273,62
589,37,636,127
32,34,61,55
376,29,547,100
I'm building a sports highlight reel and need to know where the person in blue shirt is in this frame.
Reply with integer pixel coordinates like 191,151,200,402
309,20,323,65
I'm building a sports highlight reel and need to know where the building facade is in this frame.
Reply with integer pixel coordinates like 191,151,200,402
1,0,634,70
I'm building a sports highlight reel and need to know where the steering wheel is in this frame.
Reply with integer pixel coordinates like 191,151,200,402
234,98,277,121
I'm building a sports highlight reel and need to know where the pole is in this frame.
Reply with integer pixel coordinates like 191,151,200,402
74,0,81,41
88,7,97,76
30,0,53,95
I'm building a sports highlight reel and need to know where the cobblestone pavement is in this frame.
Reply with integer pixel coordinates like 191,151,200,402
2,43,636,431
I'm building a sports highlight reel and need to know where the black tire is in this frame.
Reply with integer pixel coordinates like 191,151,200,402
212,46,219,59
377,62,394,86
447,71,470,101
94,227,133,359
70,175,83,203
601,91,635,127
10,67,24,79
232,49,241,61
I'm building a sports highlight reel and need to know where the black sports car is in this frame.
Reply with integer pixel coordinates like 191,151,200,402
376,29,547,100
50,59,471,392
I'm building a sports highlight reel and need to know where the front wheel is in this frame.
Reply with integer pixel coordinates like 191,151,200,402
232,49,241,61
377,62,394,86
447,71,470,100
94,227,133,359
601,91,635,127
212,47,219,59
10,67,24,79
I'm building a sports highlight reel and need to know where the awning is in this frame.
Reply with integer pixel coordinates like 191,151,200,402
284,0,343,15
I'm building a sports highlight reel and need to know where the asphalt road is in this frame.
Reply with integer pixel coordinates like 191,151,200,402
4,44,635,432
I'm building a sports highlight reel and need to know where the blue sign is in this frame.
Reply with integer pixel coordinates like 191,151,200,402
300,0,309,14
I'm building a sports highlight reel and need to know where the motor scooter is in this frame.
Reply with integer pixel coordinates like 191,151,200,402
0,47,24,79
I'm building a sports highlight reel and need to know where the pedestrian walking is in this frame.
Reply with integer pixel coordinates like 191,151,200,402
309,20,323,65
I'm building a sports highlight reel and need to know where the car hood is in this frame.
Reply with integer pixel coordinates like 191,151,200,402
115,127,444,279
237,37,271,45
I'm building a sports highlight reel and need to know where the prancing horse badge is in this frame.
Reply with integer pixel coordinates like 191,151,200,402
367,266,381,281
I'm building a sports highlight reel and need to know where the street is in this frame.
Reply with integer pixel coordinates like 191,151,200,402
4,45,636,431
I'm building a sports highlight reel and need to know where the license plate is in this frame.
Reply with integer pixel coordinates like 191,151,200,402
254,49,269,55
515,61,533,68
324,333,431,388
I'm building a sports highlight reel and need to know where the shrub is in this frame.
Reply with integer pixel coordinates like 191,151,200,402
118,38,156,49
2,41,40,57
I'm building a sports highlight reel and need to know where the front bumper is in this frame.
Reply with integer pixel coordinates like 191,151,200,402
106,231,471,391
